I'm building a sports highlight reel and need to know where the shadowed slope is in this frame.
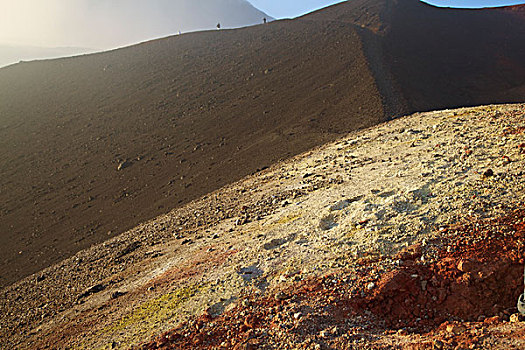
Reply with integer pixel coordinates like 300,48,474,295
383,1,525,111
305,0,525,113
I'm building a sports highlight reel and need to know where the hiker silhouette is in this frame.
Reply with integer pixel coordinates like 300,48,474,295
217,23,221,30
263,18,267,24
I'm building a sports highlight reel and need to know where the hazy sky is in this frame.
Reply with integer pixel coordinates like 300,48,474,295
0,0,268,49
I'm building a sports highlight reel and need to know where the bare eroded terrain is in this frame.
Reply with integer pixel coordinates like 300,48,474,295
1,0,525,287
1,104,524,349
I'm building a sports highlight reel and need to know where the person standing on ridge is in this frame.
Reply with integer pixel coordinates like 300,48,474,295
263,17,267,24
217,23,221,30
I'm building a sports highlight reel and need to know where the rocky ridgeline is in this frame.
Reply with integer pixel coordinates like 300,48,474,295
1,104,524,349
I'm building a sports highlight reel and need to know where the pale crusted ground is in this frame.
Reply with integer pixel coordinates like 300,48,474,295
1,104,524,349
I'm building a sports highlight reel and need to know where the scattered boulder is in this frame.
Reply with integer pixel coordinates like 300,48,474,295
117,160,132,171
263,238,286,250
111,291,126,299
275,291,289,301
78,284,105,300
115,241,141,259
330,199,351,211
483,169,494,177
319,214,337,230
510,313,525,323
457,259,478,273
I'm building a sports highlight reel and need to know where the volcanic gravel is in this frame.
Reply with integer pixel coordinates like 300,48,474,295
1,104,524,349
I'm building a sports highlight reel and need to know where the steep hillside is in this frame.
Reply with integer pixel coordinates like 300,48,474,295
382,1,525,111
305,0,525,112
1,104,524,349
0,13,384,287
1,0,525,288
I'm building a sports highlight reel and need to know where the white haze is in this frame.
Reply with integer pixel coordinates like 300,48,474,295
0,0,270,64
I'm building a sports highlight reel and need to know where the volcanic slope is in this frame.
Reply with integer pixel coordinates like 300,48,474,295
307,0,525,112
2,103,524,349
1,0,525,288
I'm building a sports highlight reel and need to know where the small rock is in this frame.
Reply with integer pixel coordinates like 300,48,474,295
319,214,336,230
457,259,477,273
117,160,132,171
111,291,126,299
330,199,350,211
36,275,46,282
433,339,444,350
294,312,302,319
366,282,376,290
78,283,105,300
263,238,286,250
484,315,501,324
115,241,141,259
446,323,466,334
397,329,408,336
421,280,428,291
358,219,370,226
275,291,289,301
235,217,248,226
483,169,494,177
244,316,257,328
